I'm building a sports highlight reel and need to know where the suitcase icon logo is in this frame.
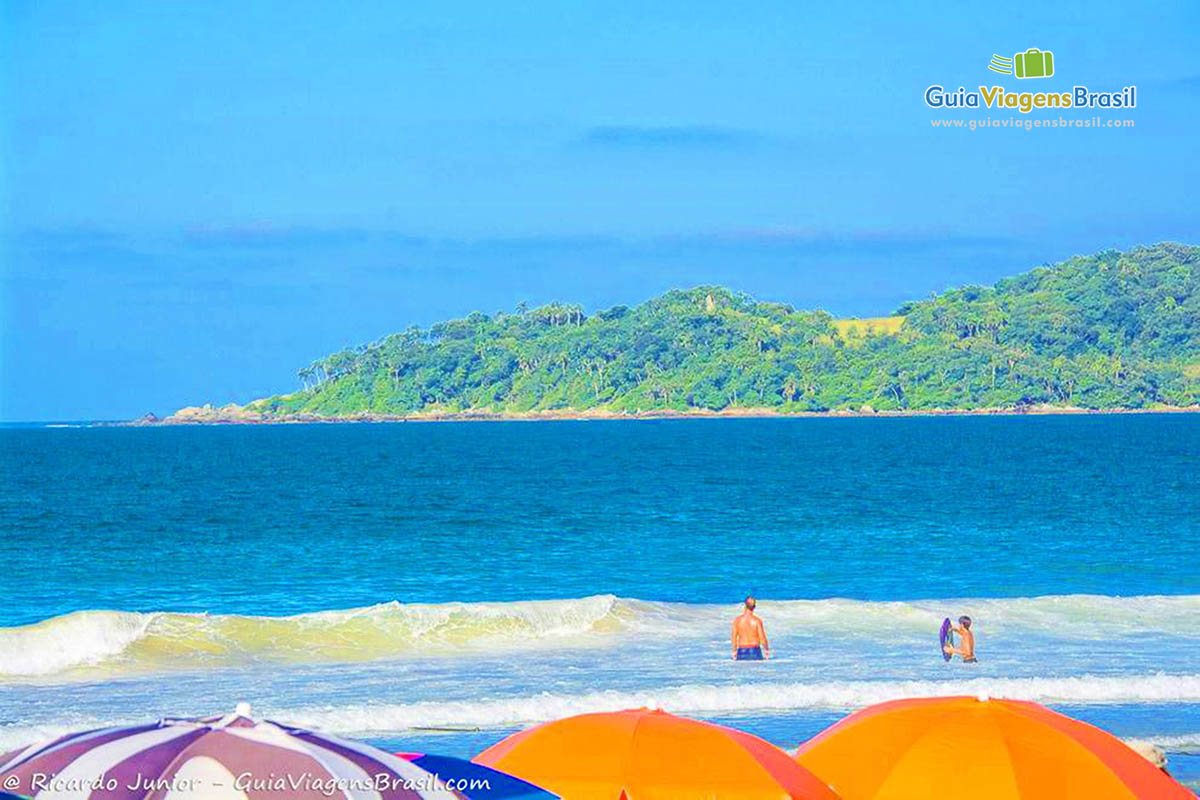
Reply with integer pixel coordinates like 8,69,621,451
988,48,1055,79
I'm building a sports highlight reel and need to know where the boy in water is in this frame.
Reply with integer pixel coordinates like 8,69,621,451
944,615,977,663
731,596,770,660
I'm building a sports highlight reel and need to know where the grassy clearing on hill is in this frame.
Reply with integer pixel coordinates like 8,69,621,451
833,316,906,342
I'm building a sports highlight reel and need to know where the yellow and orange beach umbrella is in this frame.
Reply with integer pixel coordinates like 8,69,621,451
795,695,1193,800
475,707,840,800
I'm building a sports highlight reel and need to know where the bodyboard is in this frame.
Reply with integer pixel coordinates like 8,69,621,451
940,617,953,661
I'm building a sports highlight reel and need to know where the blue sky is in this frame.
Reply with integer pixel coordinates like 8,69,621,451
3,1,1199,420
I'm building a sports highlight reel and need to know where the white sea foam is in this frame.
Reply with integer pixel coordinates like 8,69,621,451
3,677,1200,753
281,673,1200,733
0,719,112,756
1135,733,1200,753
4,593,1200,678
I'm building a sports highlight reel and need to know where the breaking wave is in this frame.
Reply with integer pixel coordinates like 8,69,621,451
0,595,625,677
4,593,1200,678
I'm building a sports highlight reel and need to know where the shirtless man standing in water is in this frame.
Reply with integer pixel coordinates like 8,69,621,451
731,596,770,660
944,615,977,663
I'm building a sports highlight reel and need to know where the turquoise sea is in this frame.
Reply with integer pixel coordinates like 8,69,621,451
2,416,1199,787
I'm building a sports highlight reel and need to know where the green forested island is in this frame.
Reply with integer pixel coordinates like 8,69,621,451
185,243,1200,420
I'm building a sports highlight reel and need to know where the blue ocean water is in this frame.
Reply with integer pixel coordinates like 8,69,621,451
2,416,1199,786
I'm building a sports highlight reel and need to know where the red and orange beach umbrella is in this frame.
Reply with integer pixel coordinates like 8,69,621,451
474,707,840,800
795,695,1193,800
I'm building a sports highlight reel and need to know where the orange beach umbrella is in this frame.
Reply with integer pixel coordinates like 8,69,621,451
475,708,840,800
795,696,1193,800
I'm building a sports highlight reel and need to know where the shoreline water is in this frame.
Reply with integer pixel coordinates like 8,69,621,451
4,418,1199,793
126,403,1200,426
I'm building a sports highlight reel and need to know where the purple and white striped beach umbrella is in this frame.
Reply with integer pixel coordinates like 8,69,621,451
0,704,465,800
